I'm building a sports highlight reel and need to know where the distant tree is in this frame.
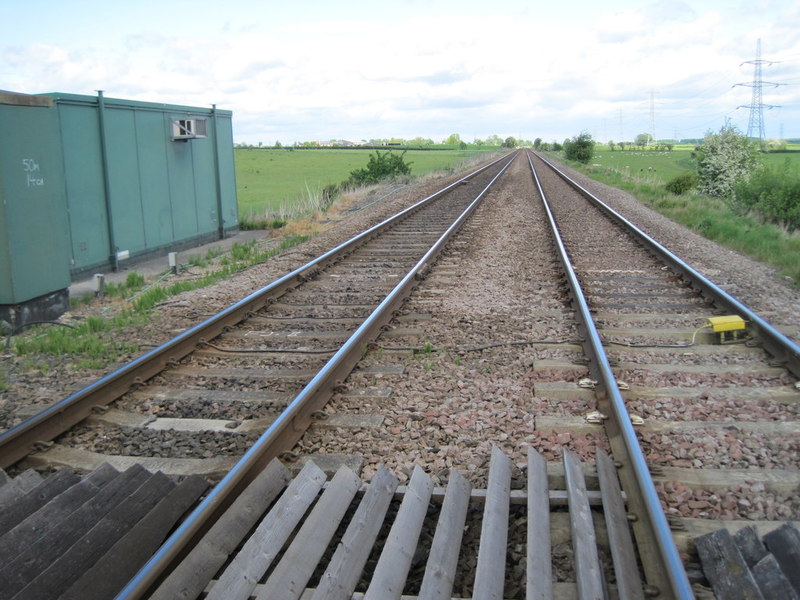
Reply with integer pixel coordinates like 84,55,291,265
503,136,518,148
485,134,503,146
533,137,542,150
474,138,484,146
694,123,759,198
635,133,653,148
563,131,595,164
608,140,615,151
551,142,563,151
274,140,282,148
444,133,461,146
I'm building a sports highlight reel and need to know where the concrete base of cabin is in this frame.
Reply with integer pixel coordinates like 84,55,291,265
68,226,241,280
0,289,70,334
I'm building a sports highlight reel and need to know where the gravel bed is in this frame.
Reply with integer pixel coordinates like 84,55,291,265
590,299,705,313
597,315,707,328
640,428,799,470
57,423,257,457
615,368,795,388
296,157,611,490
656,481,800,521
299,153,800,592
607,347,771,366
627,395,800,422
148,372,307,393
115,395,286,420
189,353,334,369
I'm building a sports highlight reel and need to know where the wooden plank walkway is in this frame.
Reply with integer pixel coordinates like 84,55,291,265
169,446,651,599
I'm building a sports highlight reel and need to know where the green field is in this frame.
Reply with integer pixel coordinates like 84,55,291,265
587,145,800,185
589,147,696,183
235,148,495,218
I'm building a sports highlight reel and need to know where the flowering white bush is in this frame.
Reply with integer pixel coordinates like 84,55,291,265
694,124,759,198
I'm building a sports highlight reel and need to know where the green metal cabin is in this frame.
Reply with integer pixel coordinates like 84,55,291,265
0,90,238,328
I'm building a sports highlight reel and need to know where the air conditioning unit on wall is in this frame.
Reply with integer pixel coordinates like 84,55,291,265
171,118,208,141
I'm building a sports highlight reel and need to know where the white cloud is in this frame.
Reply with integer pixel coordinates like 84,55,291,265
1,0,798,142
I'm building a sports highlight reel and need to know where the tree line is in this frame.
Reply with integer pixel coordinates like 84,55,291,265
234,134,527,150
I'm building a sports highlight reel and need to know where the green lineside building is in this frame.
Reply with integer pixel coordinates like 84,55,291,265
0,90,238,328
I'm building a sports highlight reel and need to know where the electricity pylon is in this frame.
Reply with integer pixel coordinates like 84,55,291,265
734,39,783,141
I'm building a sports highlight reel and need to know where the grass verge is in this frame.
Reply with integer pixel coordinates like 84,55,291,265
11,315,143,371
131,236,308,313
9,235,309,371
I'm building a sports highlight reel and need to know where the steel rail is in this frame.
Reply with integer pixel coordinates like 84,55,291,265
0,154,510,469
536,152,800,379
114,154,517,600
526,152,694,599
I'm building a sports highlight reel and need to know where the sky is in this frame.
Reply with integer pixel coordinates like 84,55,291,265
2,0,799,145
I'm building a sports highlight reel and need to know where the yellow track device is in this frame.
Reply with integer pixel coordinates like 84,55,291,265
706,315,747,344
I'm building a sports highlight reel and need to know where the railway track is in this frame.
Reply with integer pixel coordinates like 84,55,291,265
0,153,512,473
529,153,799,508
1,150,798,599
525,152,800,597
